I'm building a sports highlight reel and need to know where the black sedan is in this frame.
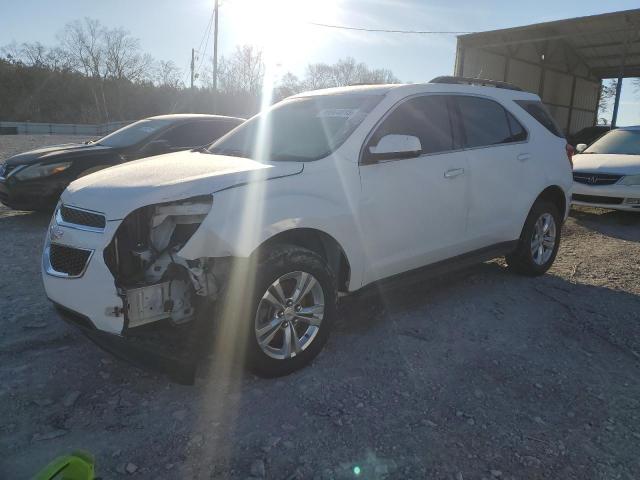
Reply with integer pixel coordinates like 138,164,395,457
0,114,244,211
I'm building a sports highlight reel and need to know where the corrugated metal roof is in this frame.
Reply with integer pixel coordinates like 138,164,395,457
458,9,640,79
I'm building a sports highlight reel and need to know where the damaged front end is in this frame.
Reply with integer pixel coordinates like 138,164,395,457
104,195,224,330
97,195,227,382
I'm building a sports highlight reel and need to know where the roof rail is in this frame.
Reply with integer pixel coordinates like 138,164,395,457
429,76,523,92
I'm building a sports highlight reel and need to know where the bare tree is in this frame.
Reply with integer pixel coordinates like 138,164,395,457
301,57,400,90
273,72,303,100
218,45,265,95
1,41,73,71
19,42,47,66
1,41,21,63
303,62,335,90
358,67,398,85
59,18,105,78
155,60,184,88
104,28,153,82
597,79,619,124
329,57,361,86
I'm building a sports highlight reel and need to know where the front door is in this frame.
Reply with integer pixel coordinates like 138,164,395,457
358,94,470,285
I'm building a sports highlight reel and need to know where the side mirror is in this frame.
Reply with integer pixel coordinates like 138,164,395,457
575,143,588,153
141,139,171,156
364,134,422,164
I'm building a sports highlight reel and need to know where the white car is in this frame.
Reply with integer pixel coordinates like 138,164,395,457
572,126,640,211
42,77,572,377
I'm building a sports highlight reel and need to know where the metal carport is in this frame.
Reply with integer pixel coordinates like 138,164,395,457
454,9,640,134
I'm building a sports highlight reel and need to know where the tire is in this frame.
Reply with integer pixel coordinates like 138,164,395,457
233,244,337,377
506,200,561,276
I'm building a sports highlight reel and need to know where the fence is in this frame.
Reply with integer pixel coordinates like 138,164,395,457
0,120,132,136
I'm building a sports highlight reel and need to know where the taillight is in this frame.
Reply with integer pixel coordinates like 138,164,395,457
565,143,574,167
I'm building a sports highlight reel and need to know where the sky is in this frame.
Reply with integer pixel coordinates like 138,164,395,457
1,0,639,125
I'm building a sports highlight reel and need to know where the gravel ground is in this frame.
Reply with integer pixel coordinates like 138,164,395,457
1,136,640,479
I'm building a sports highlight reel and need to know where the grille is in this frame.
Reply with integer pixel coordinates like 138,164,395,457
59,205,106,229
572,194,623,205
573,172,622,186
49,244,92,276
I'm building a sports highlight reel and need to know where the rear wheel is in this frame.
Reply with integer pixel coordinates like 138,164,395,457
506,200,561,276
245,245,336,377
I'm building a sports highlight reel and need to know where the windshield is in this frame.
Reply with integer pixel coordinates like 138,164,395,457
208,94,383,162
584,129,640,155
97,119,173,148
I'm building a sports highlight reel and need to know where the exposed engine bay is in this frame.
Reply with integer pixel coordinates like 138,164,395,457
104,195,225,330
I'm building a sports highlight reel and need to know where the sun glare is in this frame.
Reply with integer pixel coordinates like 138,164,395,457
225,0,342,66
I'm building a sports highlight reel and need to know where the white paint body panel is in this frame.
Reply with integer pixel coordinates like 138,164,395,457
63,151,303,220
42,82,572,335
42,220,125,334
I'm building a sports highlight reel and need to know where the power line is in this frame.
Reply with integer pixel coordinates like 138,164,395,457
196,9,216,55
195,12,214,77
308,22,473,35
182,6,215,87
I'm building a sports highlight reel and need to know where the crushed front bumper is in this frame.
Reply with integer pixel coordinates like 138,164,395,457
54,302,200,384
42,211,207,383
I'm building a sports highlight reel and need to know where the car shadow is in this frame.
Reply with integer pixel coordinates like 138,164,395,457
196,261,640,478
570,205,640,242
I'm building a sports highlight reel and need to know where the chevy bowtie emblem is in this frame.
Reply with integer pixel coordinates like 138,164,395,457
49,225,64,241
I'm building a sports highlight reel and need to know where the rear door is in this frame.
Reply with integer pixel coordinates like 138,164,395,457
453,95,536,247
359,94,470,284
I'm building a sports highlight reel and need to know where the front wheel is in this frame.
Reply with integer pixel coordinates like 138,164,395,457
506,200,561,276
245,245,337,377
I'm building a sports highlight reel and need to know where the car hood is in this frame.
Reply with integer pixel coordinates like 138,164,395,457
4,142,112,166
62,150,304,220
573,153,640,175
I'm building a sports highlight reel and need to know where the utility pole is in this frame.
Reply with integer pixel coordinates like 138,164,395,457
212,0,219,112
190,48,195,89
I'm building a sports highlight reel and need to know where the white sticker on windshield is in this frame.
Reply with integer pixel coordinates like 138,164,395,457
316,109,357,118
140,126,159,133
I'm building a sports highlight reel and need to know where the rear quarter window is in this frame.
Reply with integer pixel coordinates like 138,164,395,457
455,96,527,148
515,100,564,138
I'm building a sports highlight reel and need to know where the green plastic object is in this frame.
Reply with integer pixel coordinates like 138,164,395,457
33,451,95,480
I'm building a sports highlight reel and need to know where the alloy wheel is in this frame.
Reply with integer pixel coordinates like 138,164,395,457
530,212,556,266
254,271,325,360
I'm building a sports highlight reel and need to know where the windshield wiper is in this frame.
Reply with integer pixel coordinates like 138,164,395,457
210,149,249,158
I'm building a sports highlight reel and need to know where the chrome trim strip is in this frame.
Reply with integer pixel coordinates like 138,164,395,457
56,204,106,233
43,243,95,279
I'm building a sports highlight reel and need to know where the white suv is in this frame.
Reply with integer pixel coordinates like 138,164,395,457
42,77,572,377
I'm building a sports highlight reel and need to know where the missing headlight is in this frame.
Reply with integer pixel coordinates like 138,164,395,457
104,195,215,329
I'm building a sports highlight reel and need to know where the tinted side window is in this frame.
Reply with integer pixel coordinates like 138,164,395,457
370,95,454,156
160,121,236,148
456,96,524,148
515,100,564,137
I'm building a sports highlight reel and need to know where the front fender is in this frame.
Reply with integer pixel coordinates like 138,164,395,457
178,179,365,289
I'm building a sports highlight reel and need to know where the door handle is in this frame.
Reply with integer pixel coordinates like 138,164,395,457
518,153,532,161
444,168,465,178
